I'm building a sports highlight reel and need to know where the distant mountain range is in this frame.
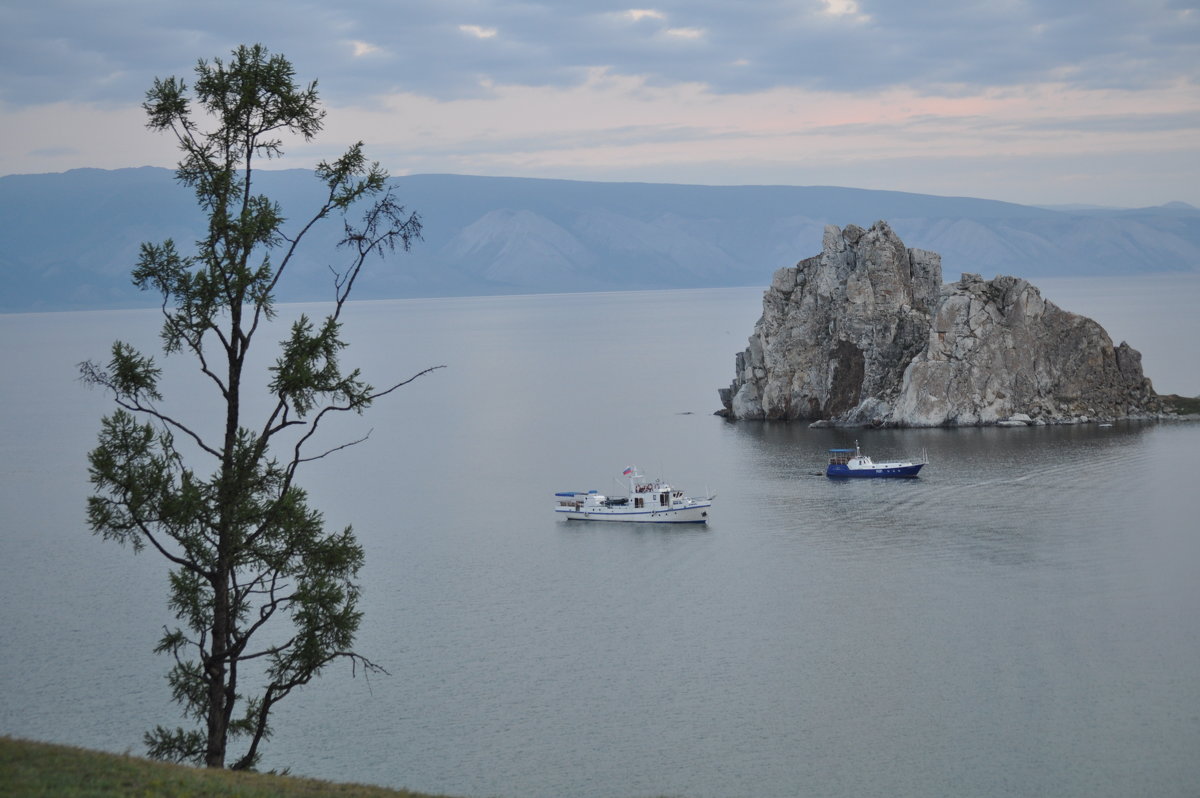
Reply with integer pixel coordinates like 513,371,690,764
2,167,1197,312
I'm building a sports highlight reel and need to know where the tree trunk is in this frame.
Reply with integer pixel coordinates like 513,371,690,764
204,572,229,768
206,314,243,768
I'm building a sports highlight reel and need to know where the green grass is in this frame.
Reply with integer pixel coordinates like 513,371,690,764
0,736,453,798
1160,394,1200,415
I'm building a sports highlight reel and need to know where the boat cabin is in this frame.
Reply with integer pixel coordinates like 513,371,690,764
828,448,859,466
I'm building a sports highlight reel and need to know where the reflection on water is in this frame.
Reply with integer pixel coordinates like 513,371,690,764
2,287,1198,798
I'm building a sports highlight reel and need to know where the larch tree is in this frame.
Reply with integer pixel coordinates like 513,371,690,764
79,44,438,770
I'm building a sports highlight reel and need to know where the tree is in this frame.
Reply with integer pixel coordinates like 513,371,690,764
79,44,438,770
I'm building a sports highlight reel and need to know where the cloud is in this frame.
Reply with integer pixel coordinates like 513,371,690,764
459,24,499,39
819,0,871,22
289,69,1198,200
625,9,666,23
349,40,381,57
1,0,1197,206
3,0,1197,109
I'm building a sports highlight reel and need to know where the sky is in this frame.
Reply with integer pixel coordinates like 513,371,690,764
2,0,1198,207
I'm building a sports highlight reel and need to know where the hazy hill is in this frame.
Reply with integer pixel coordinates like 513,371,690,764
1,168,1197,312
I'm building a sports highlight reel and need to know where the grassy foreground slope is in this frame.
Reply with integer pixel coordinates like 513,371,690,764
0,737,451,798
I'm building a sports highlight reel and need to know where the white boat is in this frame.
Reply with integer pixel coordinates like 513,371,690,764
555,466,713,524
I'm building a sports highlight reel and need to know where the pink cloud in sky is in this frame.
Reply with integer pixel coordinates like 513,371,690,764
4,69,1196,209
299,73,1198,207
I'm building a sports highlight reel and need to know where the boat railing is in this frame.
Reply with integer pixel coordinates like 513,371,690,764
828,449,855,466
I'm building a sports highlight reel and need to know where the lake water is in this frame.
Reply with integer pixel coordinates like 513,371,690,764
1,278,1199,798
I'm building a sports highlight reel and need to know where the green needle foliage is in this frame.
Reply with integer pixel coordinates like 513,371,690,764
79,44,440,771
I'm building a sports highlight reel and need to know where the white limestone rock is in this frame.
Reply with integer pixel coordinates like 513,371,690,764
719,221,1163,426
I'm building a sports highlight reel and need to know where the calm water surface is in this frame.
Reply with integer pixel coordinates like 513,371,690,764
1,281,1198,798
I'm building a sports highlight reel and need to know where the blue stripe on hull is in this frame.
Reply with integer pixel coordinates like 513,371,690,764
826,464,923,478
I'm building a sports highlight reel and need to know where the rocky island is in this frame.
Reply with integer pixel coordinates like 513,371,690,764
718,221,1166,426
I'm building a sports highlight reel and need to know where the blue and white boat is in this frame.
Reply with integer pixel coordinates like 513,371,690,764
555,466,713,523
826,441,926,478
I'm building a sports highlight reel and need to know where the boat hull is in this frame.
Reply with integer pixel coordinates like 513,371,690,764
555,503,712,523
826,463,924,478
